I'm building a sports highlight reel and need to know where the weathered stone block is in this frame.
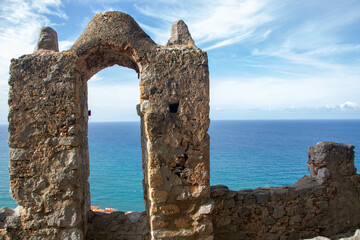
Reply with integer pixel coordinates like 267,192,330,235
45,207,80,227
174,217,191,228
273,205,285,219
308,142,355,180
150,189,168,203
256,192,269,204
60,228,83,240
197,200,214,215
9,148,32,161
159,204,180,216
0,207,21,229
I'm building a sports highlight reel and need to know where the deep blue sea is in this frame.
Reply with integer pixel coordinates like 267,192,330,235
0,120,359,211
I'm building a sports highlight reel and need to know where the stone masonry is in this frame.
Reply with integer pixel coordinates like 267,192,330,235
4,11,211,239
211,142,360,240
1,11,359,240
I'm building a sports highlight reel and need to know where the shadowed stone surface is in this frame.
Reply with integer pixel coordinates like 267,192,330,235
0,207,21,229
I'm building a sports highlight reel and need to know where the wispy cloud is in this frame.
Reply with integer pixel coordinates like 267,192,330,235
59,40,75,51
210,73,360,111
135,0,277,49
204,31,254,51
250,1,360,73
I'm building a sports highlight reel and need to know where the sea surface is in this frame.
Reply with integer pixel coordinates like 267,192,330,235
0,120,359,211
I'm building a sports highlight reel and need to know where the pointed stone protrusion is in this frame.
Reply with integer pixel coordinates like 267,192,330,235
167,20,195,47
34,27,59,52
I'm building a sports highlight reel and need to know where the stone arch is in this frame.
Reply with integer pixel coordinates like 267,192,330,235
70,12,154,214
7,11,212,239
69,12,156,216
71,12,156,80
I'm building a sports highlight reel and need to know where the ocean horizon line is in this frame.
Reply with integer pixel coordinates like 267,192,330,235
0,118,360,126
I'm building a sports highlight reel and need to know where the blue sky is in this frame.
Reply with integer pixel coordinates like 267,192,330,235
0,0,359,123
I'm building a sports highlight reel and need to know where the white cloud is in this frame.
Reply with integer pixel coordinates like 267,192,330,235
339,101,359,110
282,102,360,112
59,40,75,51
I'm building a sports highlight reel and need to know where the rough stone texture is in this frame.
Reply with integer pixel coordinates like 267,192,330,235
307,229,360,240
86,211,149,240
5,11,211,240
0,207,21,229
7,50,86,239
340,230,360,240
211,142,360,240
167,20,195,47
3,10,360,240
34,27,59,52
308,142,356,181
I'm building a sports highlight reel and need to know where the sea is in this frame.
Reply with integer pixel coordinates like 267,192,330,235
0,120,359,212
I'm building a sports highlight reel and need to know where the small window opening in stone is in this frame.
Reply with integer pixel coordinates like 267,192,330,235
169,102,179,113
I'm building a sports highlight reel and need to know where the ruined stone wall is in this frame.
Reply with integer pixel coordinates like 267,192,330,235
137,46,212,240
1,11,360,240
86,211,149,240
7,51,87,239
211,142,360,240
3,11,212,240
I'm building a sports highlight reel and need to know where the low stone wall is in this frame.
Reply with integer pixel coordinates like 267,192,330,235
86,211,149,240
211,142,360,240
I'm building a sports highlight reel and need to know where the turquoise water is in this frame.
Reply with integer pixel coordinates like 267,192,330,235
0,120,359,211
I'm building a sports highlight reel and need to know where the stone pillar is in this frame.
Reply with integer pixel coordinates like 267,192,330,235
307,142,356,182
138,47,213,239
8,50,87,238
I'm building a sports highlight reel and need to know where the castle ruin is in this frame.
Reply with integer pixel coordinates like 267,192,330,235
1,11,359,240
